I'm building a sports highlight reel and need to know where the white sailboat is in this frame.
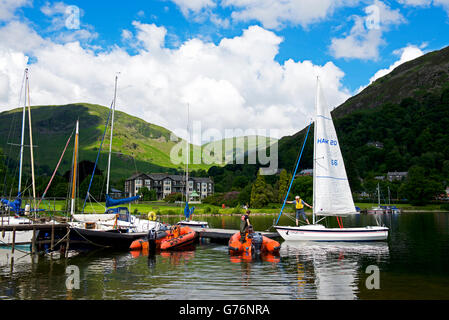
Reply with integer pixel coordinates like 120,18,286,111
70,76,158,233
366,183,387,214
178,104,209,229
1,69,36,245
275,78,388,242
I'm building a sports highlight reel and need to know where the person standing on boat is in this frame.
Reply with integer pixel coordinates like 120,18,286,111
240,210,251,243
286,195,312,226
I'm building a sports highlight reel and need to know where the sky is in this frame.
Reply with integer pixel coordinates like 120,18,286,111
0,0,449,142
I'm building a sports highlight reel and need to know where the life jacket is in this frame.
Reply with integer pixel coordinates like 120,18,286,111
296,200,304,210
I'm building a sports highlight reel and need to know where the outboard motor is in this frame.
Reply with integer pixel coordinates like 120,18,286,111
250,232,263,254
147,228,157,253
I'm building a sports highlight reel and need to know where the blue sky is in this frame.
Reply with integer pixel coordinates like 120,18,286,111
16,0,449,91
1,0,449,139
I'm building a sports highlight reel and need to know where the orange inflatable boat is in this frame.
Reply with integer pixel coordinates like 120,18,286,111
228,230,280,254
130,225,197,251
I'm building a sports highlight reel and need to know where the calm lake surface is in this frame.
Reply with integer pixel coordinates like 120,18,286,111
1,212,449,300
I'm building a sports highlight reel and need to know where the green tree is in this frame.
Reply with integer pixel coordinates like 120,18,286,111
237,184,252,205
278,169,290,203
290,175,313,205
399,166,444,205
232,176,249,190
138,187,157,201
250,172,269,208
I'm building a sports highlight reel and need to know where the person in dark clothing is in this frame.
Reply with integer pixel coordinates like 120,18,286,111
240,210,251,243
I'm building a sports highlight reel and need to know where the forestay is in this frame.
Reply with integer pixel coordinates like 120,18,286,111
313,79,356,217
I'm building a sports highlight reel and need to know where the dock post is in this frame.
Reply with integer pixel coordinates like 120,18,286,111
11,227,16,254
31,226,36,254
50,223,55,251
65,226,70,257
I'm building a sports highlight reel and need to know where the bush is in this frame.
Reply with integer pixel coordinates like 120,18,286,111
232,206,243,214
211,207,220,214
164,192,182,203
204,206,211,213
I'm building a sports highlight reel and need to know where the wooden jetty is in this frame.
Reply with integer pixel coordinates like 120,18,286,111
1,223,281,253
0,223,70,255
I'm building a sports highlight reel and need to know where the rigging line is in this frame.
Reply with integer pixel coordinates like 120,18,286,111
275,121,312,226
37,129,74,208
2,70,26,196
81,100,113,213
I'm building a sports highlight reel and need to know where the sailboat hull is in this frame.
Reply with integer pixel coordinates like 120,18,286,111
275,225,388,242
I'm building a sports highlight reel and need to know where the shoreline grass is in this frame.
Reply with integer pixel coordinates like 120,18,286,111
36,200,449,218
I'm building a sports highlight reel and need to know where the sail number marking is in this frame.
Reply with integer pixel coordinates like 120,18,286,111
331,159,338,166
317,138,338,146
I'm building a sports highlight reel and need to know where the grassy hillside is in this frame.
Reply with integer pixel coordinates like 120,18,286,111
201,135,278,164
0,103,211,182
333,45,449,119
0,103,281,186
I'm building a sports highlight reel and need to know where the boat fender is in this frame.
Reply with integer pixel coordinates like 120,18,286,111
148,211,157,221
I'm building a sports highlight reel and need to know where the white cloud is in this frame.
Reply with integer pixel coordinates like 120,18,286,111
0,22,351,140
221,0,360,30
330,0,405,60
433,0,449,12
399,0,449,14
354,44,425,93
398,0,432,6
132,21,167,51
369,45,424,83
39,1,98,44
171,0,216,15
0,0,31,21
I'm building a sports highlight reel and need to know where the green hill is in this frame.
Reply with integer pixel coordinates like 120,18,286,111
0,103,280,187
277,45,449,179
0,103,211,183
202,135,278,164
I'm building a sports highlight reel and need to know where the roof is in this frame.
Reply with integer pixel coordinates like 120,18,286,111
191,177,213,183
127,173,213,183
125,172,149,181
387,171,408,176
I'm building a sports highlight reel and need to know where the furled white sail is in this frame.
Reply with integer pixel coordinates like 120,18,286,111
313,79,356,217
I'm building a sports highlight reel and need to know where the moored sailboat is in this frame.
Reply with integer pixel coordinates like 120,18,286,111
177,104,209,229
275,78,388,242
70,75,158,234
1,69,41,245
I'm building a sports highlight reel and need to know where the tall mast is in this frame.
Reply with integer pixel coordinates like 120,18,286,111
26,70,36,212
312,77,319,225
71,120,79,216
387,186,391,205
377,183,380,206
18,69,27,196
185,103,190,202
106,75,118,196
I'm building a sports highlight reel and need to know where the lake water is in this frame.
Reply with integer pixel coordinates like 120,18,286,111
1,212,448,300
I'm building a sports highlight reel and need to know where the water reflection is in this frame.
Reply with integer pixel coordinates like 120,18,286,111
280,241,390,299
